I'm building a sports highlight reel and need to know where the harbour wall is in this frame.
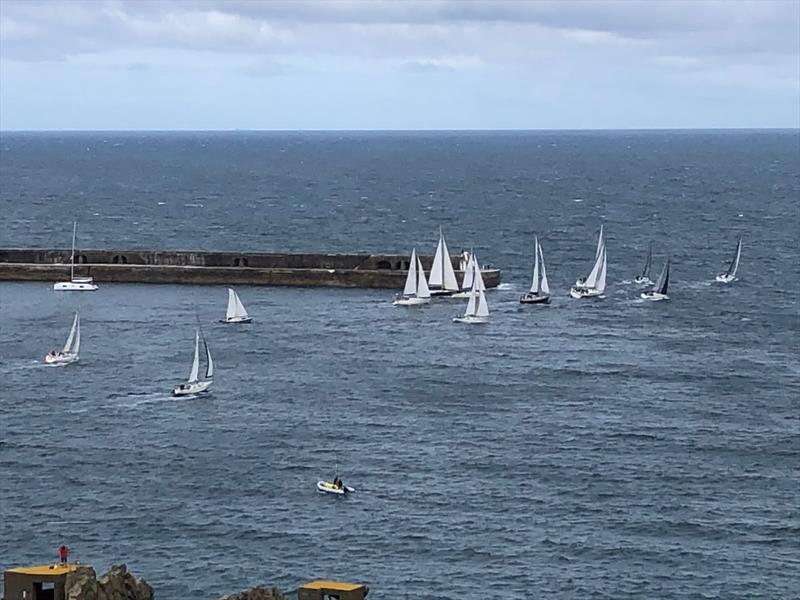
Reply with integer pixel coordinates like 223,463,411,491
0,248,501,289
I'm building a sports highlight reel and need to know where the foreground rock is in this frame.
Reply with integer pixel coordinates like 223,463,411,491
219,585,287,600
65,564,154,600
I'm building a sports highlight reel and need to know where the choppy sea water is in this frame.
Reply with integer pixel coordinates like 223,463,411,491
1,131,799,599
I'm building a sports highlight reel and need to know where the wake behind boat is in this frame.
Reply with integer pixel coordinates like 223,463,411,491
641,258,670,301
633,242,653,285
520,235,550,304
172,328,214,396
716,236,742,284
428,228,460,296
393,248,431,306
45,312,81,365
221,288,252,323
53,221,98,291
570,225,607,299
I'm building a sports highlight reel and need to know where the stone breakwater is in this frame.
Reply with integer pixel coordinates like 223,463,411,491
0,248,501,289
64,564,154,600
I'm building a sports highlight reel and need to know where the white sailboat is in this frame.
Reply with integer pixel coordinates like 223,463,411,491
221,288,252,323
715,236,742,283
45,312,81,365
172,328,214,396
428,228,460,296
520,235,550,304
453,261,489,324
641,258,670,301
53,221,98,291
570,225,607,299
393,249,431,306
633,242,653,285
452,251,486,298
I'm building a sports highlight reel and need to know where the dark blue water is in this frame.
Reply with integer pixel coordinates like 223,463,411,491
1,131,799,599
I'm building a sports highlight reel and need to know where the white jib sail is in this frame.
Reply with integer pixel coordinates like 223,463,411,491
728,238,742,277
402,250,418,296
461,254,475,291
595,224,604,259
465,277,478,316
204,334,214,379
473,255,487,291
475,288,489,318
226,289,249,320
586,240,605,288
429,234,445,288
529,236,540,294
416,257,431,298
63,313,79,354
595,247,608,293
440,234,459,291
188,330,200,383
72,315,81,355
539,242,550,296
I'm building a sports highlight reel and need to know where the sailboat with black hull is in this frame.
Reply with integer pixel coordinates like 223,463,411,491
641,258,670,301
520,235,550,304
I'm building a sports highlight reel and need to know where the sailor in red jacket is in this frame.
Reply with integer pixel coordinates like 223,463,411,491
59,545,69,565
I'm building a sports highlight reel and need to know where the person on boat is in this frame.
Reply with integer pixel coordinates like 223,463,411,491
59,544,69,565
48,350,56,358
333,476,341,489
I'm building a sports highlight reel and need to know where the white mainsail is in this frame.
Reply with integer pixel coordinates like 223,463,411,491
538,242,550,295
188,330,200,383
226,289,249,320
204,333,214,379
429,229,459,291
595,247,608,293
402,250,418,296
416,257,431,298
62,313,79,354
473,255,486,291
585,241,605,289
475,289,489,318
529,236,541,294
595,224,604,259
726,237,742,278
461,254,475,291
465,281,478,316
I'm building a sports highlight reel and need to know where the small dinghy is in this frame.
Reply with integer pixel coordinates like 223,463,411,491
641,258,670,301
633,242,653,285
54,221,98,291
393,249,431,306
453,261,489,324
172,328,214,396
45,312,81,365
221,288,252,323
452,251,486,298
428,227,460,296
570,225,607,299
715,236,742,284
520,235,550,304
317,480,355,495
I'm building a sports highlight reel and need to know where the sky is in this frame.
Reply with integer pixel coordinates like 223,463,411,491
0,0,799,130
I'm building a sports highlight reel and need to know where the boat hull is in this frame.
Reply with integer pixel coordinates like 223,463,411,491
452,315,488,324
520,293,550,304
393,296,430,306
715,274,736,284
54,281,98,291
450,290,472,298
172,380,213,396
220,316,252,323
641,292,668,301
45,353,78,365
569,287,604,299
317,481,355,495
429,289,456,297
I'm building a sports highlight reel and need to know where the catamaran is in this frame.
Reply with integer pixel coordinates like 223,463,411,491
641,258,670,301
452,251,486,298
172,328,214,396
428,228,460,296
45,312,81,365
520,235,550,304
221,288,252,323
570,225,607,299
53,221,98,291
393,249,431,306
633,242,653,285
453,261,489,324
715,236,742,284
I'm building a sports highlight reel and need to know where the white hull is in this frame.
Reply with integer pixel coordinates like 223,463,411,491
716,274,736,284
452,315,488,324
450,290,472,298
220,316,252,323
45,353,78,365
54,281,98,291
172,380,213,396
317,481,355,495
393,296,430,306
570,287,604,299
641,291,668,301
633,276,653,285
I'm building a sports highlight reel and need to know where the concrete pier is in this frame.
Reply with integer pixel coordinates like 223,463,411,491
0,248,501,289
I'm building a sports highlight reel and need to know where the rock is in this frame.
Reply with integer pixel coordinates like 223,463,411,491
65,564,153,600
219,585,287,600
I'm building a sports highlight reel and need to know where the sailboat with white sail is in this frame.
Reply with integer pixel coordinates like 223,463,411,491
520,235,550,304
452,251,486,298
641,258,670,301
715,236,742,284
633,242,653,285
428,228,460,296
221,288,252,323
172,328,214,396
53,221,98,291
45,312,81,365
570,225,607,299
453,261,489,324
393,249,431,306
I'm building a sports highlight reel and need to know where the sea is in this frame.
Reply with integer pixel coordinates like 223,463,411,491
1,130,798,599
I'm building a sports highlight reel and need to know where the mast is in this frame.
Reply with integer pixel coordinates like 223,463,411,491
530,235,540,294
643,242,652,278
70,221,77,281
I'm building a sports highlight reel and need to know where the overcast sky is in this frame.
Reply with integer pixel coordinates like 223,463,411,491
1,0,798,130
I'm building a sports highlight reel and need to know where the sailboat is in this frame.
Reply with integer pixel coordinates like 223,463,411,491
53,221,98,291
221,288,252,323
393,249,431,306
641,258,670,301
570,225,607,299
520,235,550,304
715,236,742,284
172,328,214,396
453,261,489,324
428,228,460,296
633,242,653,285
452,251,486,298
45,312,81,365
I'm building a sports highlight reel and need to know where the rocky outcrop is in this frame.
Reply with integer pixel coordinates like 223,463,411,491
219,585,287,600
65,564,154,600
